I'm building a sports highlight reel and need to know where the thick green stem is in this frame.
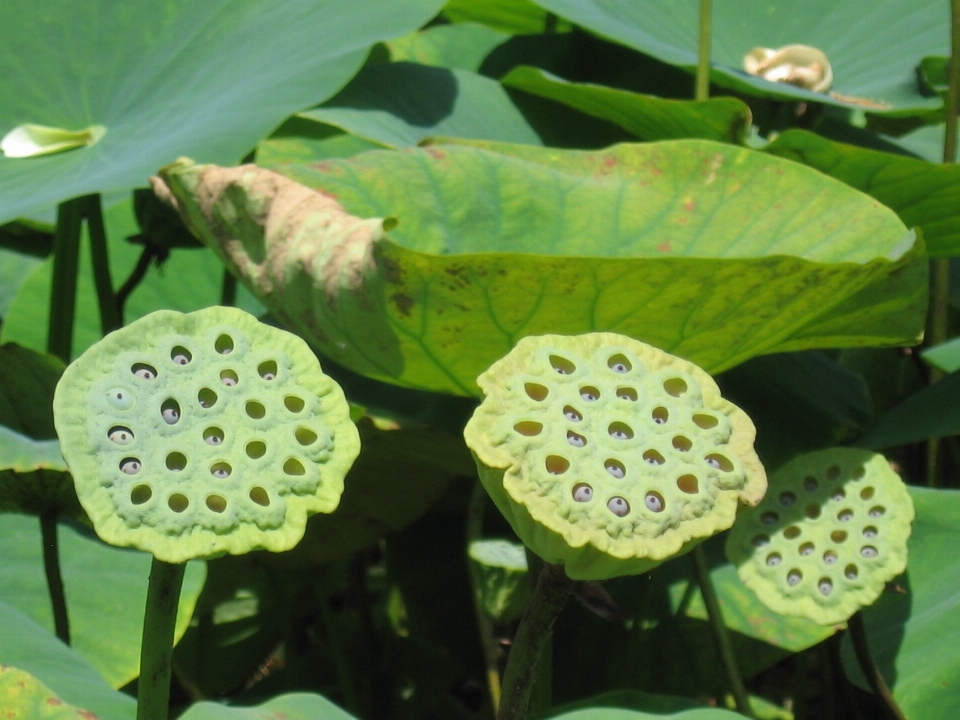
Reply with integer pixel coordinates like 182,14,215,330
137,558,185,720
847,612,907,720
692,545,753,717
220,269,237,307
498,563,570,720
695,0,712,101
47,198,84,362
82,194,121,334
39,513,69,645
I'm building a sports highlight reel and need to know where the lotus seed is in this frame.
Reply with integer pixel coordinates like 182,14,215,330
799,542,814,556
120,458,141,475
567,432,586,447
869,506,885,518
863,526,878,538
203,428,224,445
572,483,593,502
818,579,833,595
830,489,845,501
861,546,878,558
161,400,180,424
652,407,668,424
838,509,853,522
580,386,600,401
845,564,859,579
672,435,692,452
766,553,782,566
220,370,238,386
643,449,665,465
761,511,778,525
803,477,818,492
607,497,630,516
198,388,217,407
106,388,136,411
258,360,278,380
607,354,632,373
549,355,576,374
823,550,838,565
171,347,192,365
779,492,796,506
605,459,625,478
525,382,549,401
752,535,770,547
563,406,582,422
804,504,821,520
851,466,866,480
826,466,841,480
608,422,633,439
787,570,802,586
108,427,134,445
644,491,665,513
616,387,638,401
132,364,157,380
706,454,732,471
215,334,234,354
210,462,231,479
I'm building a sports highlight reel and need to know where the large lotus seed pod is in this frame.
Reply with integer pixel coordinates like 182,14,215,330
726,448,913,626
53,306,360,563
463,333,766,581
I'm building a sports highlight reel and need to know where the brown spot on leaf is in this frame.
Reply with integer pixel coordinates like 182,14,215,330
47,698,63,706
657,241,671,253
392,293,414,317
683,199,695,211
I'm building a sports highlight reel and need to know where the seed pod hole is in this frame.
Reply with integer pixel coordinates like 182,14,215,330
784,525,801,539
753,534,770,547
831,530,848,543
106,388,135,411
787,569,803,586
246,441,266,459
823,550,838,565
761,511,779,526
563,406,582,422
203,427,224,445
166,452,187,472
132,363,157,380
644,491,665,513
572,483,593,502
677,474,699,494
803,477,819,492
108,426,134,445
608,496,630,516
284,395,305,413
860,486,875,500
851,466,866,480
171,347,192,365
283,458,306,476
616,386,638,401
210,462,231,479
805,504,821,520
220,370,239,387
672,435,692,452
643,449,665,466
198,388,218,408
826,465,841,481
830,489,845,502
215,334,234,354
663,377,687,397
161,399,181,425
608,422,633,440
250,486,270,506
580,386,600,402
524,382,549,401
863,526,878,539
546,455,570,474
692,413,718,429
766,553,782,567
168,493,189,512
838,509,854,522
549,355,576,375
605,459,626,478
246,401,266,419
120,458,141,475
799,542,815,556
869,506,886,518
608,354,632,373
652,407,669,425
206,495,227,513
705,453,732,472
131,484,152,505
567,431,586,448
258,360,278,380
845,564,859,579
780,492,796,506
514,421,543,437
818,578,833,596
292,428,317,447
861,546,878,558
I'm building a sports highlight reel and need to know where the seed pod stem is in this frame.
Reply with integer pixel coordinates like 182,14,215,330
847,611,907,720
136,557,186,720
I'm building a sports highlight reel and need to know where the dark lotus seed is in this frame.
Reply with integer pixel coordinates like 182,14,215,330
120,458,141,474
203,428,224,445
804,505,821,520
672,435,692,452
818,579,833,595
549,355,576,374
780,492,796,506
766,553,782,566
823,551,838,565
861,546,878,558
617,387,638,401
677,474,699,494
845,564,859,579
211,462,231,479
546,455,570,474
831,489,845,501
803,477,818,492
567,432,586,447
761,511,778,525
608,422,633,440
752,534,770,547
605,460,625,478
524,382,549,401
580,386,600,401
692,413,719,429
608,354,631,373
869,506,886,518
783,525,801,539
863,526,878,538
644,491,665,513
607,497,630,516
826,465,842,480
838,509,854,522
250,486,270,506
860,486,875,500
130,484,152,505
652,407,668,424
643,449,665,466
572,483,593,502
831,530,847,543
800,542,814,556
563,406,582,422
787,570,802,586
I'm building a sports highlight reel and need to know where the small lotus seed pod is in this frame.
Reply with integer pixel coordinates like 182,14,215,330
725,448,913,626
468,539,531,624
463,333,766,581
53,306,360,563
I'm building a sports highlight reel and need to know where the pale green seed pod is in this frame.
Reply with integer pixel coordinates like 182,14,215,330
53,307,360,563
464,333,766,581
726,448,913,626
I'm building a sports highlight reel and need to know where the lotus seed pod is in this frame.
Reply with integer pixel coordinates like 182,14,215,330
468,539,531,624
53,307,360,563
463,333,766,581
726,448,913,626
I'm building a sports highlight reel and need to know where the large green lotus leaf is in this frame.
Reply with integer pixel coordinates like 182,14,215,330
921,336,960,374
0,600,135,720
840,487,960,720
302,63,542,148
444,0,561,34
549,706,742,720
161,139,925,397
0,513,205,688
180,693,358,720
765,129,960,258
256,118,385,169
0,198,263,360
0,665,108,720
531,0,946,113
387,23,510,71
889,124,953,163
0,425,82,519
0,249,41,318
0,343,62,438
0,0,444,224
857,368,960,449
502,66,751,143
